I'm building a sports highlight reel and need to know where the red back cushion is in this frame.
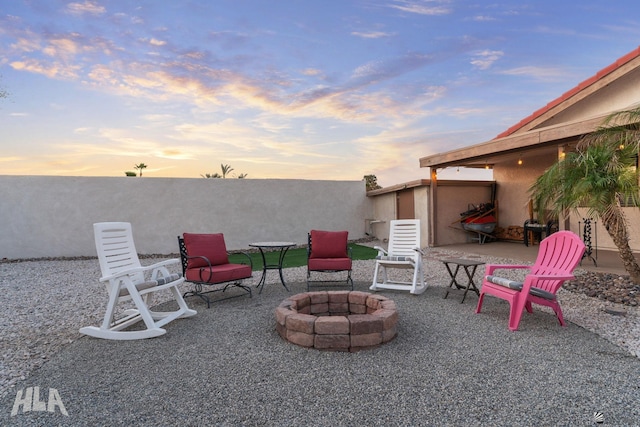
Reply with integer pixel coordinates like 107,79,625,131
310,230,348,259
183,233,229,268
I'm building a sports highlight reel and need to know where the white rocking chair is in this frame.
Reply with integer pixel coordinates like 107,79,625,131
80,222,197,340
370,219,427,295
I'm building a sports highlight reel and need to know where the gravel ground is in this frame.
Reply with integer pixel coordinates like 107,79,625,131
1,248,639,425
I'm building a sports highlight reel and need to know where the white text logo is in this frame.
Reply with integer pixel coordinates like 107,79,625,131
11,387,68,416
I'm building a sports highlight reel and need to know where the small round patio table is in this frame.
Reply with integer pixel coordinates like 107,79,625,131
249,242,295,294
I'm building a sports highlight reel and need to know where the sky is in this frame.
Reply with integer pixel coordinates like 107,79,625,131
1,1,639,187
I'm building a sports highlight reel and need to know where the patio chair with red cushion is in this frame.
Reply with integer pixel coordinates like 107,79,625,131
475,230,585,331
178,233,253,308
306,230,354,291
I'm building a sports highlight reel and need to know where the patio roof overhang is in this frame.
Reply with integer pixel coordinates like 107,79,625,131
419,113,610,170
420,47,640,171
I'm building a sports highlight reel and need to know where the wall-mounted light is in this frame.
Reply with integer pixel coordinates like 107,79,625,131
517,158,523,166
485,163,490,170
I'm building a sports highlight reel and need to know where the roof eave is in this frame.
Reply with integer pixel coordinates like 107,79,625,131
419,114,609,169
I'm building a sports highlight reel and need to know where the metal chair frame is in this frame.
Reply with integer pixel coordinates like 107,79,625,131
306,232,354,291
178,236,253,308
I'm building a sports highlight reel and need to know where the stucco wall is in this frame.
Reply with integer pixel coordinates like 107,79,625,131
492,152,556,228
570,208,640,252
0,176,371,259
367,181,494,247
542,68,640,127
367,188,430,248
370,192,395,242
414,187,430,247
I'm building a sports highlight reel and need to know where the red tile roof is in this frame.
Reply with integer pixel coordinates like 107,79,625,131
494,46,640,139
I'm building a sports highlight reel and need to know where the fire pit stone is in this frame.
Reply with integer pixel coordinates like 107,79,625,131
275,291,398,352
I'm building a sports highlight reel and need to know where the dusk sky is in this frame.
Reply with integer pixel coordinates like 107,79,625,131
1,1,639,186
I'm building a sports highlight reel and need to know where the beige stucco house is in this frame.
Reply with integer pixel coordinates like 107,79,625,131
369,46,640,252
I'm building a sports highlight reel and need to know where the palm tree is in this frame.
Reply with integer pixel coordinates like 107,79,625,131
202,163,248,178
134,163,148,177
201,173,222,178
220,163,234,178
530,106,640,283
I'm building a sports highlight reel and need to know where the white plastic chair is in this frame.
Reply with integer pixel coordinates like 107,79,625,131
370,219,427,295
80,222,196,340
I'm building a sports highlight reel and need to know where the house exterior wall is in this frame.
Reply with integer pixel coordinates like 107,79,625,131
570,208,640,252
367,181,494,247
414,187,430,247
370,192,396,242
492,152,556,228
541,69,640,128
0,176,371,259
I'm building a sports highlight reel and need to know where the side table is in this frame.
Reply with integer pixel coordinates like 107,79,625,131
441,258,485,303
249,242,295,294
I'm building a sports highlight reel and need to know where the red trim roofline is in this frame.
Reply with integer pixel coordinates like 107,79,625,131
494,46,640,139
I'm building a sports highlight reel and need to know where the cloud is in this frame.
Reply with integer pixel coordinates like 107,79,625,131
173,119,259,145
470,50,503,70
601,22,640,36
142,114,175,122
0,156,24,162
350,52,434,83
59,128,197,161
534,25,582,38
351,31,394,39
149,38,166,46
473,15,496,22
11,37,41,52
498,66,569,82
43,38,80,58
66,1,106,16
10,59,80,79
388,0,452,16
301,68,322,76
2,11,451,135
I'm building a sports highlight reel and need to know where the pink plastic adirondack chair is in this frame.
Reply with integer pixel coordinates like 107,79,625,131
475,230,585,331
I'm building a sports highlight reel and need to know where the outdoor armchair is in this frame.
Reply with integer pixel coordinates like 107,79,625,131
306,230,354,291
476,230,585,331
178,233,253,308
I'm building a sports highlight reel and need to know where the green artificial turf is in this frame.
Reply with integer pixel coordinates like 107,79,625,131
228,243,378,271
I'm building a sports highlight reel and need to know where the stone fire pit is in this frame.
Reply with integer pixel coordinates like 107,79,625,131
275,291,398,352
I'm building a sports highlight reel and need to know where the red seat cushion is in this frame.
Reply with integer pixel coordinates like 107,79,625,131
183,233,229,269
308,258,352,271
185,263,252,284
310,230,348,259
